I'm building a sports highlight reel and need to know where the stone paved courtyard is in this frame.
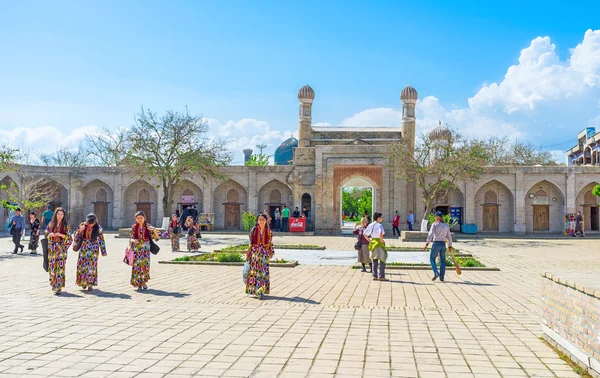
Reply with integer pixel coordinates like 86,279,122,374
0,233,598,378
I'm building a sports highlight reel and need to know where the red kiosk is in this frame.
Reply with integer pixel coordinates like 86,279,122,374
289,217,307,232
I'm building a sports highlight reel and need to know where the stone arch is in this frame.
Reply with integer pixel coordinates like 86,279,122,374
575,181,600,231
526,180,564,233
335,175,380,232
82,179,115,229
474,180,514,232
212,179,248,230
257,179,293,214
173,179,204,214
227,189,239,202
123,180,158,226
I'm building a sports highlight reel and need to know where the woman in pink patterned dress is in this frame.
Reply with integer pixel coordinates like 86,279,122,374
245,214,274,300
129,211,159,291
74,213,107,292
44,207,72,295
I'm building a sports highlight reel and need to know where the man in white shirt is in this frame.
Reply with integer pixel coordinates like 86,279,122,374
424,211,453,282
364,212,388,281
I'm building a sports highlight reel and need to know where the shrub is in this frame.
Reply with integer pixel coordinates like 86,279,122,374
215,252,244,263
242,212,256,232
427,213,458,228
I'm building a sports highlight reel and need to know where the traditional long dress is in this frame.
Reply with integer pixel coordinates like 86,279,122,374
28,218,40,251
185,219,200,252
168,219,180,252
45,223,73,292
75,223,107,289
129,223,157,288
245,225,274,297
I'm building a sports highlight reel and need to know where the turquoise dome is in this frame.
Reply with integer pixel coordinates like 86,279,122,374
274,137,298,165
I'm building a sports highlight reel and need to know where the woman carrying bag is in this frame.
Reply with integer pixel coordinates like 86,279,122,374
44,207,72,295
129,211,159,291
185,216,200,252
245,214,274,300
352,217,371,273
28,211,41,254
168,214,181,252
74,213,107,292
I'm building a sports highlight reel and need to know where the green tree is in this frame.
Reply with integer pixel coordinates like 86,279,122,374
471,136,558,166
244,154,269,166
593,184,600,198
389,126,489,219
341,187,372,220
124,107,232,216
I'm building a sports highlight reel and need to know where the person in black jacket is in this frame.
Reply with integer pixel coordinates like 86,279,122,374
179,205,199,231
292,207,300,218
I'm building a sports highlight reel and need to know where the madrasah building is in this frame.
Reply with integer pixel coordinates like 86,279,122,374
1,85,599,234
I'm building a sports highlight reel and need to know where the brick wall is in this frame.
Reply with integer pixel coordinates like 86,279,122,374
541,273,600,374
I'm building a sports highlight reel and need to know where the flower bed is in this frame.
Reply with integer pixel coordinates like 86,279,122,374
159,252,298,267
216,243,325,253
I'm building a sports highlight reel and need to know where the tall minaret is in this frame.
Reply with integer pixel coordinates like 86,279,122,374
298,84,315,148
400,85,418,151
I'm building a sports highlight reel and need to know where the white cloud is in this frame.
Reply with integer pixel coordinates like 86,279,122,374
0,125,97,154
336,29,600,154
206,118,296,164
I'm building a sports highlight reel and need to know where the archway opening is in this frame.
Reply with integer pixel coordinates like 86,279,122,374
302,193,312,231
340,177,374,233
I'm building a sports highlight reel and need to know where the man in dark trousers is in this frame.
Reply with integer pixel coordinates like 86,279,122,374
574,211,584,237
10,208,25,254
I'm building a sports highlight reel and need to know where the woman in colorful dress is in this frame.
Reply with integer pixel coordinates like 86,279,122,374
74,213,107,291
185,216,200,252
45,207,72,295
245,214,274,300
353,217,372,273
129,211,159,291
168,214,180,252
28,211,41,254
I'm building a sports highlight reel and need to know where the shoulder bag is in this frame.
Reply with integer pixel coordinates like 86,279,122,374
354,229,362,251
146,225,160,255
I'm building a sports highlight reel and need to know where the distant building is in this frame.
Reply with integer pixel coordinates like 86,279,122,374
274,137,298,165
566,127,600,166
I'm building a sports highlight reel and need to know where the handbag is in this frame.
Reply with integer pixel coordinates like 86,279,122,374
123,248,134,266
41,238,49,272
242,261,250,283
173,225,181,234
149,239,160,255
196,231,202,239
72,234,82,252
354,229,363,250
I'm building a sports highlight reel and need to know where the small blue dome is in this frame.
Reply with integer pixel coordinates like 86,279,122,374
274,137,298,165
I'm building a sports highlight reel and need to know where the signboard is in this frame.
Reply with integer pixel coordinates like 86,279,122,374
289,217,306,232
533,197,549,205
181,195,194,203
586,127,596,140
449,207,462,224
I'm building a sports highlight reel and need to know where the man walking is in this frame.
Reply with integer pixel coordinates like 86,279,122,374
392,210,400,236
281,205,290,232
42,205,54,228
10,208,25,254
424,211,453,282
407,211,414,231
274,207,281,232
574,211,584,237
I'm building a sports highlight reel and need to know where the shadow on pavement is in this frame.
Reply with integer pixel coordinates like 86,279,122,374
263,296,320,305
138,289,190,298
445,281,497,287
55,292,83,298
387,280,428,285
0,253,41,260
84,289,132,299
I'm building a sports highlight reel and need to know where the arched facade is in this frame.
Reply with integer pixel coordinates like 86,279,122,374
474,180,514,232
123,180,158,226
575,182,600,231
212,179,248,230
525,180,565,233
257,179,293,224
82,179,114,229
172,179,204,214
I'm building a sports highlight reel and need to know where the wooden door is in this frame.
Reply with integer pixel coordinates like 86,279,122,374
533,205,549,231
94,203,109,228
591,207,598,231
482,205,498,231
136,204,152,224
225,204,240,229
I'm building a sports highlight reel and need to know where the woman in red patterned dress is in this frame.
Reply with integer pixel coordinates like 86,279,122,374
45,207,72,295
245,214,274,300
129,211,159,291
74,213,107,291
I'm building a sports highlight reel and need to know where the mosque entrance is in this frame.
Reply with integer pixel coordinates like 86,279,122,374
533,205,549,231
225,204,240,229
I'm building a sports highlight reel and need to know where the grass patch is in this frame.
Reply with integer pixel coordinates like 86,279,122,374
539,337,592,377
386,255,486,268
215,252,245,263
173,252,290,264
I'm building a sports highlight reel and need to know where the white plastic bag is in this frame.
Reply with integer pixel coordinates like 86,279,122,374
242,261,250,283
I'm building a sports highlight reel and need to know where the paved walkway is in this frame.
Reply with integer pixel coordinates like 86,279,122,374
0,233,597,377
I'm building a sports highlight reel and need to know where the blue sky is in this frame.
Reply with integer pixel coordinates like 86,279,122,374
1,0,600,163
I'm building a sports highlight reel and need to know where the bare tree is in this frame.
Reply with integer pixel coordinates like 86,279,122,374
472,136,558,166
39,144,89,168
84,126,129,167
126,107,232,216
389,126,488,219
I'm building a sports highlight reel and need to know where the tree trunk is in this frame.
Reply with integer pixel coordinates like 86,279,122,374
162,179,170,216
